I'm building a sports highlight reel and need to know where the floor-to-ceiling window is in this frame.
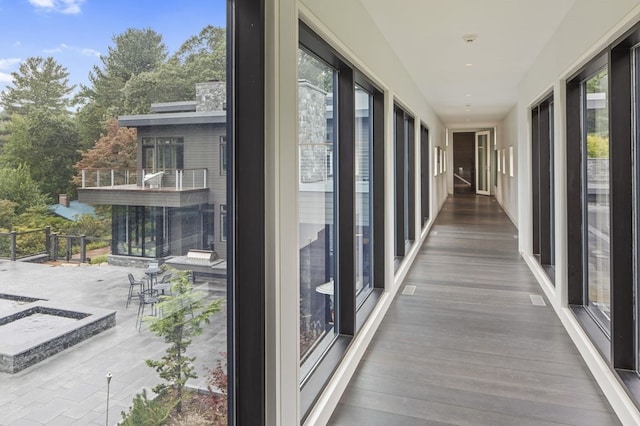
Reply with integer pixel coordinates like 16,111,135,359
298,21,385,419
394,104,415,260
0,1,252,424
584,67,611,330
531,95,555,282
355,85,373,304
565,22,640,403
421,124,430,228
297,46,338,371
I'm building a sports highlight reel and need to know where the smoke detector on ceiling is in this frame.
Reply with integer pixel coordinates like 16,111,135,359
462,34,478,43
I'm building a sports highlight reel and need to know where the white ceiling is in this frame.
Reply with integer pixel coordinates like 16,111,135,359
358,0,576,127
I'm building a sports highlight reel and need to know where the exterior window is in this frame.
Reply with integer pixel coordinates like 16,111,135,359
355,85,373,302
0,2,237,423
584,67,610,330
298,22,384,419
297,47,337,369
531,96,555,281
420,124,430,227
394,105,414,258
220,135,227,175
142,137,184,170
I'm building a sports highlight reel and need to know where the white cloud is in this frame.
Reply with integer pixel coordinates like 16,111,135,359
81,48,100,57
43,43,100,57
29,0,84,14
29,0,55,7
0,72,13,83
0,58,21,70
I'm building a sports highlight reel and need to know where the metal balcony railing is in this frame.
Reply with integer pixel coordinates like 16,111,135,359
80,168,208,190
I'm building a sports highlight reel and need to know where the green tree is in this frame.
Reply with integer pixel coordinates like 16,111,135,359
73,118,137,185
0,111,10,151
122,25,227,113
298,49,333,92
173,25,226,83
103,28,167,81
0,200,18,230
0,57,75,115
145,270,222,414
75,28,168,147
0,164,48,214
587,134,609,159
1,111,80,197
122,61,193,114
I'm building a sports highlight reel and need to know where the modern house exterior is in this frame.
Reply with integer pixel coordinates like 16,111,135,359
78,81,228,262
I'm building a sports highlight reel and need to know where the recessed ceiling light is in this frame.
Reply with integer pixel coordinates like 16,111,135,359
465,94,472,97
462,34,478,43
465,63,473,67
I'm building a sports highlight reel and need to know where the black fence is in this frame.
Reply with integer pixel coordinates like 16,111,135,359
0,227,110,262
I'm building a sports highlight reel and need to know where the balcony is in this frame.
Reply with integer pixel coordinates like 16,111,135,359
77,168,211,208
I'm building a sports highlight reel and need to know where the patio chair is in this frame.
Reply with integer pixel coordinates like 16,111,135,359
136,291,158,331
154,273,173,296
126,273,146,308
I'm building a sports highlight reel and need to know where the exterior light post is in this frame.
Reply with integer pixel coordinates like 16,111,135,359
105,372,112,426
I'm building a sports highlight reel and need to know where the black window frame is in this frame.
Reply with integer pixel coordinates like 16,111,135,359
298,20,385,420
393,104,415,260
421,123,430,227
220,135,227,176
227,0,266,423
566,22,640,407
531,94,555,282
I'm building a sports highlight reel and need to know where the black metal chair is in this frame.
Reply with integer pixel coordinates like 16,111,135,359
154,273,173,296
136,291,158,331
126,273,145,308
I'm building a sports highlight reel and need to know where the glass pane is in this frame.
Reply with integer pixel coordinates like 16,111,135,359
477,134,488,191
585,68,610,328
298,48,337,371
355,85,373,302
0,2,229,424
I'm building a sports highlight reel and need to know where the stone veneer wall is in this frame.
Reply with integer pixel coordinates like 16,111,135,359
298,80,330,183
196,81,226,112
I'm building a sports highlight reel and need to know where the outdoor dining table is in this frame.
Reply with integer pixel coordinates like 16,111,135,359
144,267,161,293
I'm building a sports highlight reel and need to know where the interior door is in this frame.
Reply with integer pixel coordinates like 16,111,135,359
475,131,491,195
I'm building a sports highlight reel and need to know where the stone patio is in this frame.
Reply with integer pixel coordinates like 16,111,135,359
0,259,227,425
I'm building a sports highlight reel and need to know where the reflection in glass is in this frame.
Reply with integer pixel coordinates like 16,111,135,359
585,68,610,329
355,86,373,303
0,2,229,423
298,48,337,366
477,134,488,191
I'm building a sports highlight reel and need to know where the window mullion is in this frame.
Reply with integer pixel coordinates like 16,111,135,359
337,65,355,336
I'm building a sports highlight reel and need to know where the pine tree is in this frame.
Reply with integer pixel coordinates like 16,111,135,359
0,57,75,115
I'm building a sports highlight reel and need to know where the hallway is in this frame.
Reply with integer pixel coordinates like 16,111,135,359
328,195,620,425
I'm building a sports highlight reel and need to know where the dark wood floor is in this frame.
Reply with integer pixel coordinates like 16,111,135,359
328,195,620,426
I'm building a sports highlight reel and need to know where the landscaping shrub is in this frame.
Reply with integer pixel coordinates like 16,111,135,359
120,389,175,426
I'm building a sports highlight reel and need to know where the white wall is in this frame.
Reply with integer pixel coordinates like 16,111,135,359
496,108,518,226
514,1,640,424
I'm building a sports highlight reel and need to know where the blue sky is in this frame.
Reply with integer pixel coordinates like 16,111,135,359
0,0,226,95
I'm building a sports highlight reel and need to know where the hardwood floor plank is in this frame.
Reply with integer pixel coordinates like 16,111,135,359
328,403,453,426
329,195,619,425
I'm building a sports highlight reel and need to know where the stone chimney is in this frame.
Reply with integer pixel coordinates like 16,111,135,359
59,194,70,207
195,80,226,112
